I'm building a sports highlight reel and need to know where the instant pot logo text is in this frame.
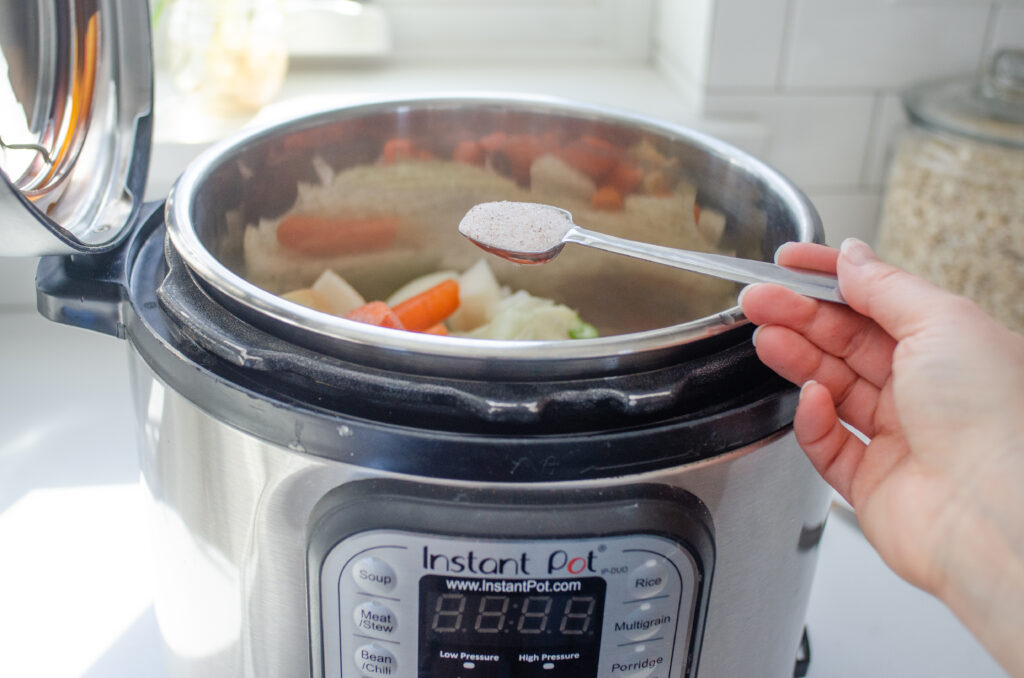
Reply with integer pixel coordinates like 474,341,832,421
422,546,597,576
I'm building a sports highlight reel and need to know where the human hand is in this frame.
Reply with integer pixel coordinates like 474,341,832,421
739,238,1024,676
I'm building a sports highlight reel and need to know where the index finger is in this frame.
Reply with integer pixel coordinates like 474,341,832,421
740,282,896,389
774,242,840,274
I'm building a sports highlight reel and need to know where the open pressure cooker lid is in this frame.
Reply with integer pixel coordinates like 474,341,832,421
0,0,152,256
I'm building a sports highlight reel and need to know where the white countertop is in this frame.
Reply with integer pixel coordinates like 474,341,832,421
0,310,1008,678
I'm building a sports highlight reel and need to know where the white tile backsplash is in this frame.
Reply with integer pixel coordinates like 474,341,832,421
655,0,1015,249
805,189,885,247
704,93,876,188
706,0,790,89
655,0,715,90
783,0,991,89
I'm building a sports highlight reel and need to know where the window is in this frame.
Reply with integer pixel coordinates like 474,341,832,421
335,0,656,64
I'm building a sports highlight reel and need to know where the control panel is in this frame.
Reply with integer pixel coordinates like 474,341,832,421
319,533,700,677
307,481,714,678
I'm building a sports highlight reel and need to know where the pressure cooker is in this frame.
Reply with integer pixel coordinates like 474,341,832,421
0,3,832,677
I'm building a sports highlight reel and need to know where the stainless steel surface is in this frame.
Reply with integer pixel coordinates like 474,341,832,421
165,94,824,378
563,224,846,304
3,312,1006,678
144,96,830,676
129,348,831,678
0,0,152,256
0,138,55,166
460,201,844,304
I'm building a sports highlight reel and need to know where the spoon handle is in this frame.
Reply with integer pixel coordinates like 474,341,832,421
565,226,846,304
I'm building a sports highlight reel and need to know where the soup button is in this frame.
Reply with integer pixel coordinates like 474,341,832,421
351,557,397,594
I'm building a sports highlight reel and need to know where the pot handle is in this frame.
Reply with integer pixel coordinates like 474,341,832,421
35,201,164,338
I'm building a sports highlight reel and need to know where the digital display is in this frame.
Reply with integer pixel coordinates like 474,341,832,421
418,575,606,677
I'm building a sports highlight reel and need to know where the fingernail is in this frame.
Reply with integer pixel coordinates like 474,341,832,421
799,379,818,401
773,242,794,264
840,238,877,266
751,325,762,347
737,283,760,307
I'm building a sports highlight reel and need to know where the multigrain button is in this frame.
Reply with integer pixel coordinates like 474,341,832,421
616,602,674,641
353,601,398,638
608,644,667,678
628,558,668,599
354,643,396,676
351,557,397,594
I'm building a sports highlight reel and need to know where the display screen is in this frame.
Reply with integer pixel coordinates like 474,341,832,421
418,575,606,677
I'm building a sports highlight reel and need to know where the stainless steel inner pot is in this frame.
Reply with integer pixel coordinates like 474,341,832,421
165,95,822,377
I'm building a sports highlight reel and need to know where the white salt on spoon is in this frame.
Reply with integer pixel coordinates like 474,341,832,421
458,200,846,304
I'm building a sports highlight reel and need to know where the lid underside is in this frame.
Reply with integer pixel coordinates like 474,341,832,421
0,0,153,256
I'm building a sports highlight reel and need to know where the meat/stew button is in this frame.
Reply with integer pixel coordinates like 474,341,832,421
353,601,398,638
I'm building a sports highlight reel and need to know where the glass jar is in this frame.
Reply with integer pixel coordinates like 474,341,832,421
876,48,1024,334
164,0,289,115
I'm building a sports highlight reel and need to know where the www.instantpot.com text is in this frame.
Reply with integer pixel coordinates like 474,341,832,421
443,578,584,594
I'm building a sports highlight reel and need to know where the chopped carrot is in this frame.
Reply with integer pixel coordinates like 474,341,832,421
538,131,562,149
344,301,405,329
557,136,620,182
478,131,508,153
604,160,644,195
580,134,619,153
281,129,325,152
422,323,449,336
391,278,460,332
381,137,416,164
276,215,400,256
591,185,624,211
452,139,485,165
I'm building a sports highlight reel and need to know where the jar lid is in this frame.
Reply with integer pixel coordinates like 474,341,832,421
0,1,153,256
904,48,1024,149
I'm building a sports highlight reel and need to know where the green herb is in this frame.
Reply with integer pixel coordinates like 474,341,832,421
569,322,599,340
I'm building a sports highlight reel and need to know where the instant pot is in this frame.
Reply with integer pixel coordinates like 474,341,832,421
1,3,832,677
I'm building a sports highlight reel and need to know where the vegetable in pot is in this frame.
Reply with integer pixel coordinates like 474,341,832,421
282,260,596,341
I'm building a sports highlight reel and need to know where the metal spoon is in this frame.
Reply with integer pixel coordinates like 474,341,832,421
458,201,845,304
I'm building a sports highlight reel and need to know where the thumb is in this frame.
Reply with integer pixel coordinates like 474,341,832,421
837,238,966,341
